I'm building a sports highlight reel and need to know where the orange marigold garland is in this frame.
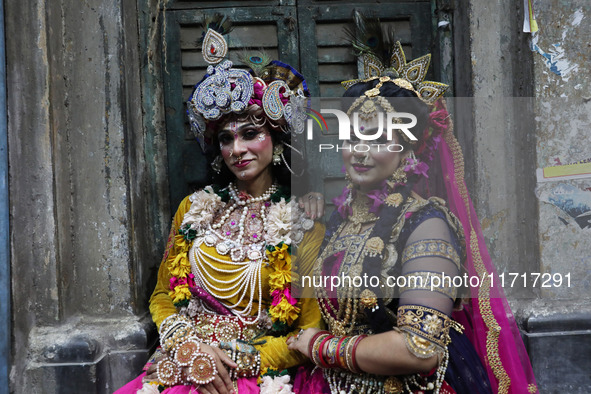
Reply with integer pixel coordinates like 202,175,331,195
167,186,304,328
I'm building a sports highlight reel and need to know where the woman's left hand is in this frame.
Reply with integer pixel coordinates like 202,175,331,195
286,327,321,358
298,193,325,220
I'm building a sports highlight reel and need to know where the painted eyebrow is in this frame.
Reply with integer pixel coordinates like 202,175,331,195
219,124,257,133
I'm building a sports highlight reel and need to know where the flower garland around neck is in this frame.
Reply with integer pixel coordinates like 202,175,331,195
167,184,303,331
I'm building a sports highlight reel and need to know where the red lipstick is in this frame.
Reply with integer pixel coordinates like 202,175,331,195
234,160,252,168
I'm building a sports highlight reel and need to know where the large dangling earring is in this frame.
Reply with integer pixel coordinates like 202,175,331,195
211,155,223,174
388,162,408,188
273,144,284,165
344,172,354,206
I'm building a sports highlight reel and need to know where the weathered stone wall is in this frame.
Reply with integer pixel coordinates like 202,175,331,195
6,0,590,392
464,0,591,392
6,1,170,392
528,1,591,392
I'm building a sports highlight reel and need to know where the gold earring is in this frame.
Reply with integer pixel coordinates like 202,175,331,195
388,165,407,188
211,155,223,174
273,144,284,165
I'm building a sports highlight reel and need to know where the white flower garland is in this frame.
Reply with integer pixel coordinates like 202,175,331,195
260,374,295,394
181,186,224,233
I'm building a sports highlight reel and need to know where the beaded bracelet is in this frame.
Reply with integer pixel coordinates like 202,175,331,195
163,324,196,355
235,351,261,378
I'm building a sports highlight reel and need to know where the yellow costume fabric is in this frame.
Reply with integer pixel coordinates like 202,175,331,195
149,194,325,372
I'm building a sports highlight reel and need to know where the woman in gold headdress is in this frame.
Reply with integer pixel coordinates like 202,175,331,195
287,38,538,394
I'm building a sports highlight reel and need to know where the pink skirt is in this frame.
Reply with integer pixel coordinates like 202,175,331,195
114,372,259,393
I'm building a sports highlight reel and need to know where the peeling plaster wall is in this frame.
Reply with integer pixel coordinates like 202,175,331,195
530,1,591,392
6,0,170,391
466,0,538,303
532,3,591,301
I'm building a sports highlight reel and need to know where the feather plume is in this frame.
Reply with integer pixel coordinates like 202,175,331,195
343,11,395,65
197,13,234,45
237,50,273,77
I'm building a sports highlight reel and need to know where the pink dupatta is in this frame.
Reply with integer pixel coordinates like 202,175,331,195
436,100,539,394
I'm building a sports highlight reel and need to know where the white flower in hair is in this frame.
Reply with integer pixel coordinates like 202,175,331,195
181,186,223,232
260,374,294,394
266,197,292,245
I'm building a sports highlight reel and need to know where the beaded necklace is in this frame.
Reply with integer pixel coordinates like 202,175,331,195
190,182,277,325
316,186,453,394
314,220,364,337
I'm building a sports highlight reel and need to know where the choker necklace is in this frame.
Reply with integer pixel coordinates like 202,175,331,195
344,194,378,234
211,182,278,254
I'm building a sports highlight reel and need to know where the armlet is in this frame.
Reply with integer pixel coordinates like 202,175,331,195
402,239,460,270
396,305,463,358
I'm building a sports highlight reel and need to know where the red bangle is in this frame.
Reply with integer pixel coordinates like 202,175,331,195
335,336,350,369
351,334,367,373
308,330,330,359
317,335,333,368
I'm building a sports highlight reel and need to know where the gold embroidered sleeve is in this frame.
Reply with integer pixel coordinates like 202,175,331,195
149,195,194,330
396,305,462,359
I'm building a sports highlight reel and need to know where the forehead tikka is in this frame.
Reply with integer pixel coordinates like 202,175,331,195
230,121,238,136
346,95,412,144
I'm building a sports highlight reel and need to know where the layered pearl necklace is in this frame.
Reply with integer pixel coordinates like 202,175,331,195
189,183,278,325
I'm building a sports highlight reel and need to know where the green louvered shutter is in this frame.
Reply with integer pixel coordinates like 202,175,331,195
157,1,449,210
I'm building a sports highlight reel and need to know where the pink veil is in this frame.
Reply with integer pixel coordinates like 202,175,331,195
432,100,539,394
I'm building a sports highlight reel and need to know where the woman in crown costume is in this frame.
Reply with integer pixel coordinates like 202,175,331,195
287,34,539,394
115,19,325,394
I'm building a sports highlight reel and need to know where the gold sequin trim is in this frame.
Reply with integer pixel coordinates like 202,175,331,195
397,305,462,358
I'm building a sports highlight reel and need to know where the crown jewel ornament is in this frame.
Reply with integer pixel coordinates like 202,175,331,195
186,18,310,152
342,37,449,104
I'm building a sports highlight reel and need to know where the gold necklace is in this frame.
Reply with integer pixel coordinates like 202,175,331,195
343,194,378,234
315,222,360,336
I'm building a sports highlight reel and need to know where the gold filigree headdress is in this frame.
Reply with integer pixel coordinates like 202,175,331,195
341,14,448,104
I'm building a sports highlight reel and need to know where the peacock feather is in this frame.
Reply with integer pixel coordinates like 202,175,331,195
237,50,273,78
197,13,234,45
343,11,395,66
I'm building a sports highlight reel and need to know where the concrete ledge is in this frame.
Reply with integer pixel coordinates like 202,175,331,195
525,313,591,393
24,315,157,393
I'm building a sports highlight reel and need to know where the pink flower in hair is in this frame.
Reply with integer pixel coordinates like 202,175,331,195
404,158,430,178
